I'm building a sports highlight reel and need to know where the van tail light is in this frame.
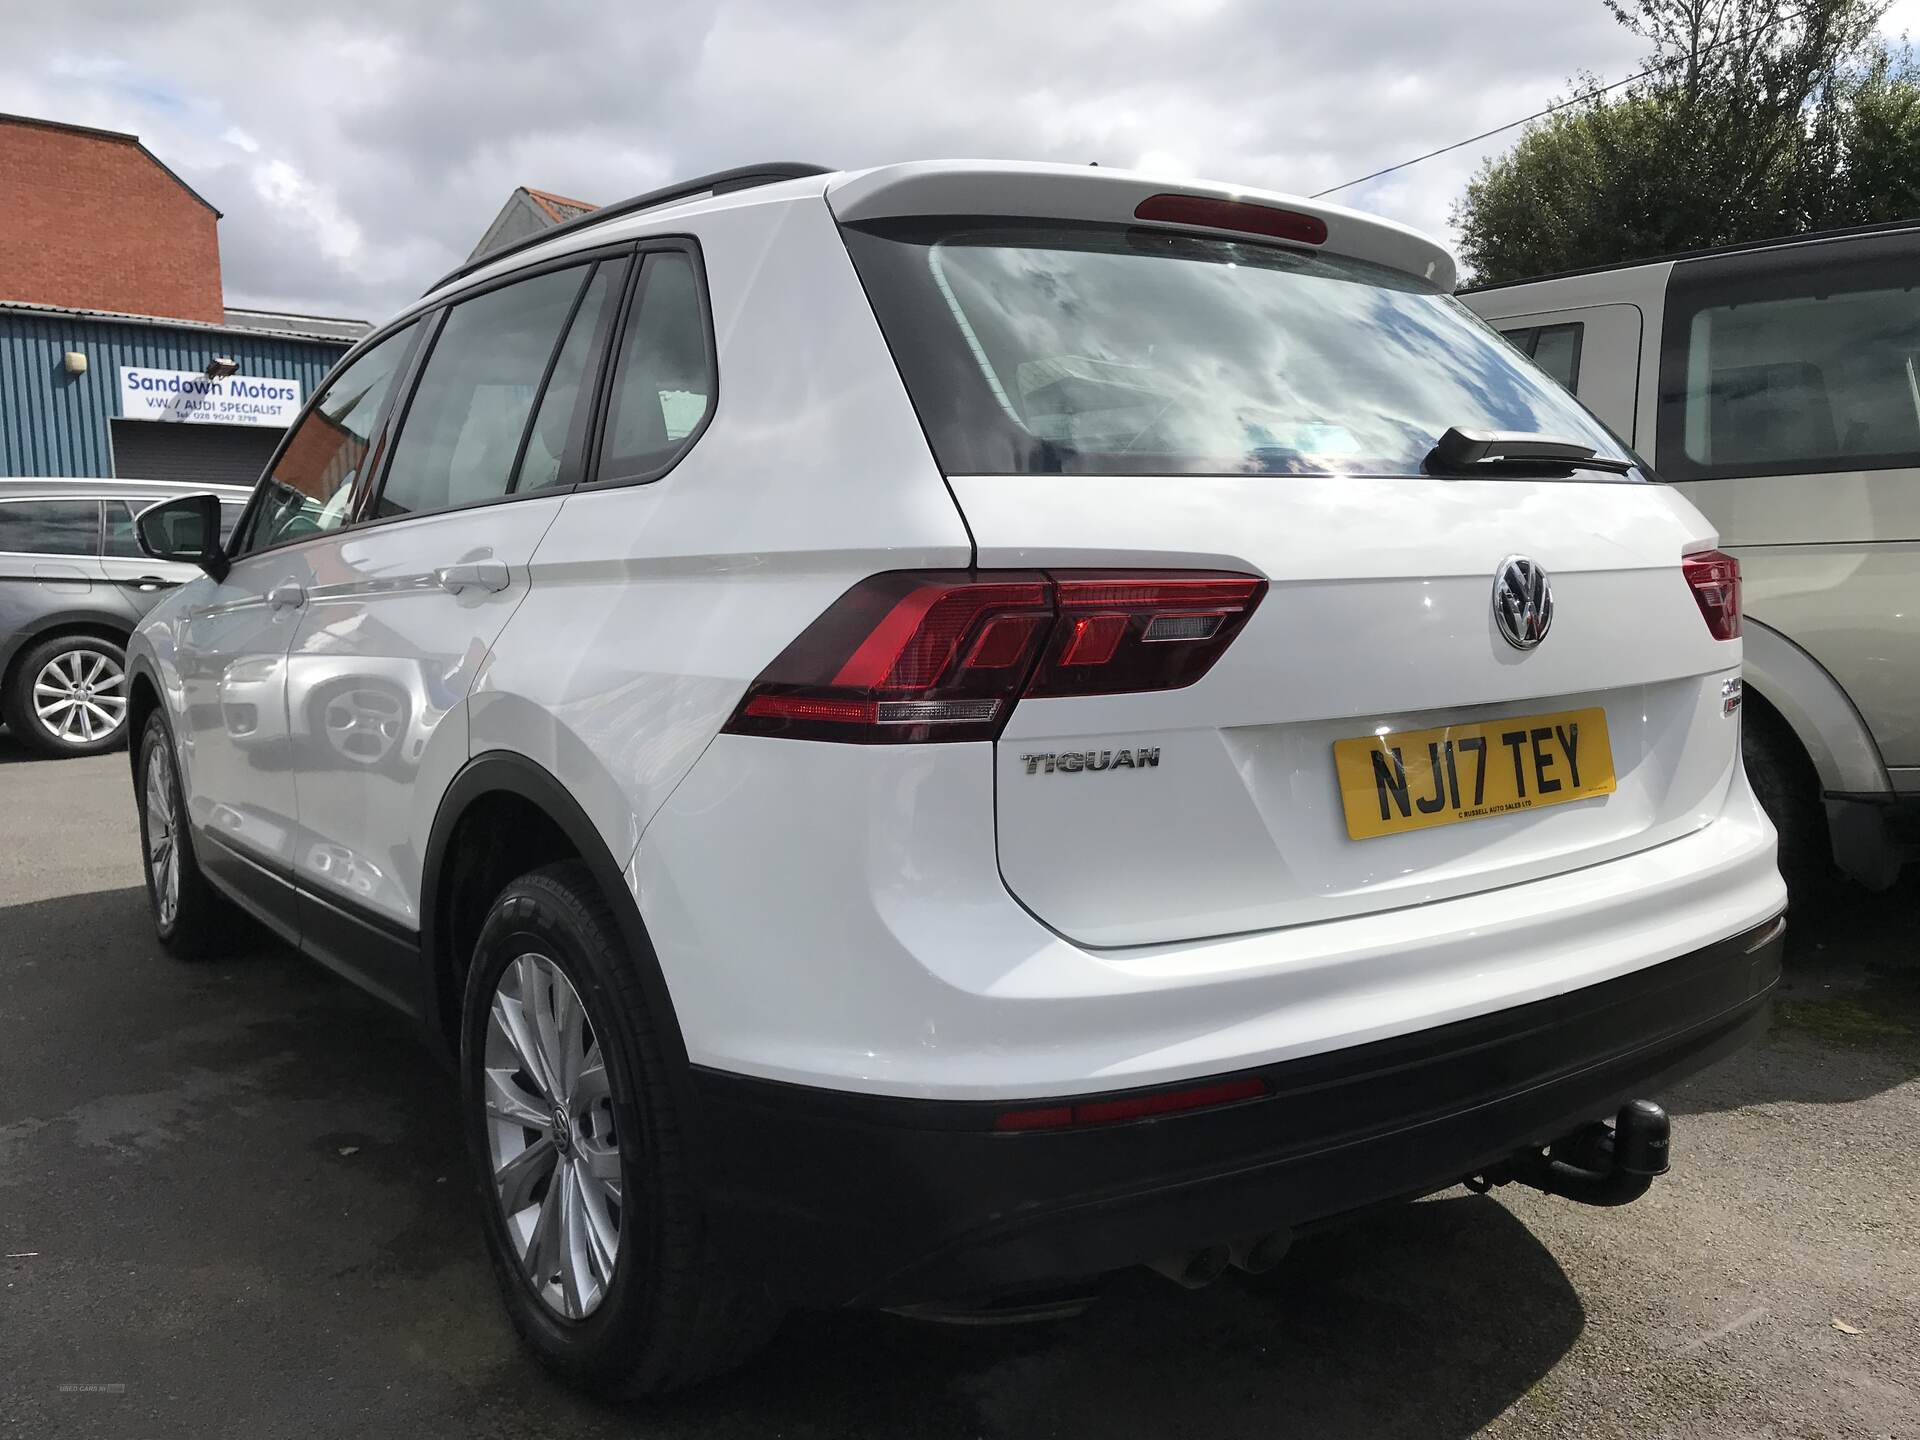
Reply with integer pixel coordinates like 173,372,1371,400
1682,549,1742,640
723,570,1266,744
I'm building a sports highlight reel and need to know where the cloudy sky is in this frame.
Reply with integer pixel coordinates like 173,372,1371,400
4,0,1916,320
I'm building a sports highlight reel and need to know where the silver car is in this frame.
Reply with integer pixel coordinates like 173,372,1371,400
0,478,249,756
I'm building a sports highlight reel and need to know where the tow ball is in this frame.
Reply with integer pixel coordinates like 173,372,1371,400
1469,1099,1672,1208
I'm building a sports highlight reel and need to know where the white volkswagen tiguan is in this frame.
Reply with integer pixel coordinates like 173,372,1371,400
125,160,1786,1395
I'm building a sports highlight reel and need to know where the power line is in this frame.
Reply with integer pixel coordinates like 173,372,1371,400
1311,5,1808,198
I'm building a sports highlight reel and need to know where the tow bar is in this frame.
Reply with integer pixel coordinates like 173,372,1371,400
1468,1099,1672,1208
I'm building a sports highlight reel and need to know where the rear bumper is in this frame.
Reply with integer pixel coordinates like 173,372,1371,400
694,912,1784,1309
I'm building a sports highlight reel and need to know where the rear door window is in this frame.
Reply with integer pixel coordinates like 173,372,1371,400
842,221,1637,478
0,500,101,555
1658,234,1920,480
374,264,594,518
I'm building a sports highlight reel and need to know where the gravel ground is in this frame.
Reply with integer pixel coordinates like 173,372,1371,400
1,738,1916,1438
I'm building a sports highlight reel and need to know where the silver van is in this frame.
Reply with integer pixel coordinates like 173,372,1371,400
1465,225,1919,897
0,478,249,755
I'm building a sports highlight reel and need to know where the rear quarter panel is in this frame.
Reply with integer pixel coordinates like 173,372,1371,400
472,191,973,865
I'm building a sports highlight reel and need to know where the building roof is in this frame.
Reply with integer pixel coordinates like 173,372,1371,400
524,187,598,225
223,307,373,342
465,185,601,265
0,111,222,218
0,297,355,347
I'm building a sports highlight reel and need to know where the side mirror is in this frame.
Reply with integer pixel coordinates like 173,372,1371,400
135,493,230,582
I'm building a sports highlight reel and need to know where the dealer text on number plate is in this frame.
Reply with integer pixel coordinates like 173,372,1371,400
1333,706,1615,841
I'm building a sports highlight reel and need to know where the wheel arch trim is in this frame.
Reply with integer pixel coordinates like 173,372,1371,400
419,748,693,1076
1741,617,1889,796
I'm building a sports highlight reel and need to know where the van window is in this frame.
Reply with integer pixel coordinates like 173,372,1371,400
376,265,593,518
239,323,418,553
597,251,714,482
0,500,99,556
1502,323,1584,391
1658,238,1920,480
843,221,1637,478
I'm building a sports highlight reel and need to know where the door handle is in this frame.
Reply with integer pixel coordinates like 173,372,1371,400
267,581,306,611
434,561,511,594
132,575,168,592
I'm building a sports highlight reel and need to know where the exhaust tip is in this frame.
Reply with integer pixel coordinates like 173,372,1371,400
1149,1244,1230,1289
1228,1230,1293,1276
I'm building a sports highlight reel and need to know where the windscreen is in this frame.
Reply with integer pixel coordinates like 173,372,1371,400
842,221,1640,478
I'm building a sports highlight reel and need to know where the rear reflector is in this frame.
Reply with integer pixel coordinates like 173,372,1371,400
723,570,1267,744
993,1076,1268,1132
1682,548,1742,641
1133,193,1329,246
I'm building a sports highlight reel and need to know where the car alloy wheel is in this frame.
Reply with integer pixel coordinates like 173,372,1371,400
144,744,180,931
484,953,624,1320
33,646,128,747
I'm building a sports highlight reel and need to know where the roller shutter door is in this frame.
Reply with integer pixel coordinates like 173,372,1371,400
111,419,281,488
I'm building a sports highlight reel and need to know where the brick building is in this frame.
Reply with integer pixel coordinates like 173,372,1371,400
0,112,369,484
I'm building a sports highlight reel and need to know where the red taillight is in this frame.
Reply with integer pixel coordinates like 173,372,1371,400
1133,193,1329,246
1683,548,1742,641
993,1076,1267,1132
1028,575,1266,699
723,570,1267,744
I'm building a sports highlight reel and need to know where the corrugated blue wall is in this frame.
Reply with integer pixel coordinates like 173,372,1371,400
0,311,348,477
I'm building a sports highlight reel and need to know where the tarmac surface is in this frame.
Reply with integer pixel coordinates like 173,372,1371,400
2,739,1916,1437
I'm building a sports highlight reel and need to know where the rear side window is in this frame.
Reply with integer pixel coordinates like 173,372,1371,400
1501,323,1584,391
0,500,99,555
376,264,593,518
1658,235,1920,480
239,323,418,554
842,221,1637,478
597,251,714,482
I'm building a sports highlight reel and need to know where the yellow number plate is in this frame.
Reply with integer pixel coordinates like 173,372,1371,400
1333,707,1615,840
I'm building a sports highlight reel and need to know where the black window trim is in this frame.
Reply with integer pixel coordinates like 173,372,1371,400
1655,230,1920,483
578,235,720,491
0,496,105,559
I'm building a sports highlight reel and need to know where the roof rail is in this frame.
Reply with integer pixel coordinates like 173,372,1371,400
425,161,835,296
1459,215,1920,294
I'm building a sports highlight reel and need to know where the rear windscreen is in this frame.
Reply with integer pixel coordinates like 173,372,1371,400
842,221,1640,478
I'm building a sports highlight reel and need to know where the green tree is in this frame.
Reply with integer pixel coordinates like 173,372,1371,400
1454,0,1919,283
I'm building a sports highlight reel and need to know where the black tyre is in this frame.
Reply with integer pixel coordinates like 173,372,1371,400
1743,705,1836,908
4,633,131,757
460,861,780,1396
135,712,240,958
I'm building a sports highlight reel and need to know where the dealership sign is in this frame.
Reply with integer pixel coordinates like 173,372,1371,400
118,367,303,428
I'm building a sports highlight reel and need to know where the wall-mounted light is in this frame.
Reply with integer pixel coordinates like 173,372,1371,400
204,356,239,379
63,351,87,375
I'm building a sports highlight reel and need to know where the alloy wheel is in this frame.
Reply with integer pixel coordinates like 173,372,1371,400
33,647,128,746
144,750,180,930
484,953,624,1320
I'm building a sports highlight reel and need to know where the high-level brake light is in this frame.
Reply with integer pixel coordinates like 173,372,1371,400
1682,549,1742,641
1133,193,1329,246
724,570,1267,744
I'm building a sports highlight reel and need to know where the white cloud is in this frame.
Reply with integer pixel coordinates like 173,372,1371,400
0,0,1908,317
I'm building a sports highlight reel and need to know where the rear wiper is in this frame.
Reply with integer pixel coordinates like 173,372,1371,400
1426,427,1634,476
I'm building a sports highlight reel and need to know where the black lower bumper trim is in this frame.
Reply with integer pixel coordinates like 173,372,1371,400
692,913,1784,1308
